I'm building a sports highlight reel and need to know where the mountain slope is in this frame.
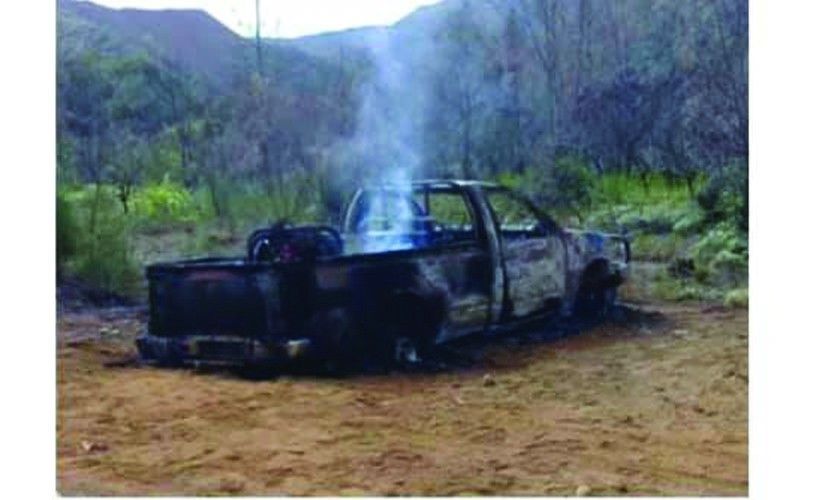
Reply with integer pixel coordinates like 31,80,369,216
59,0,250,88
58,0,341,93
58,0,488,92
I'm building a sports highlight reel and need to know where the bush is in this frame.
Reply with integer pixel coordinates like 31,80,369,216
582,171,701,237
650,276,722,303
724,288,749,308
132,181,205,229
517,156,595,218
631,232,688,261
672,210,704,235
691,222,748,287
696,161,748,230
59,185,141,295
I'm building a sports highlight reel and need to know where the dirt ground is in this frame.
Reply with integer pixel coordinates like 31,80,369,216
57,297,747,496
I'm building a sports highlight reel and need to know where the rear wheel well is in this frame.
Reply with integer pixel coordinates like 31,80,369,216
379,291,447,344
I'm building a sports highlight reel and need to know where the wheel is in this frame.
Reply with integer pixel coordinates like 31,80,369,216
380,293,443,370
310,309,367,376
575,260,618,320
576,286,617,319
393,336,422,365
598,287,618,318
323,330,370,376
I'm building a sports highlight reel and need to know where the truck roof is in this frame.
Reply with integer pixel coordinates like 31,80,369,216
367,179,501,190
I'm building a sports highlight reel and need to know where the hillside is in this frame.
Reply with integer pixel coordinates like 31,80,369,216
58,0,337,92
59,0,247,88
275,0,503,67
59,0,517,99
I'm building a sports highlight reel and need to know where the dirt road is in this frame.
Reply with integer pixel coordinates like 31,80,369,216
57,300,747,495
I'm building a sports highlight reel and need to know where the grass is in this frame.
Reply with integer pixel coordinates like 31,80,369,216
630,233,691,262
592,171,701,208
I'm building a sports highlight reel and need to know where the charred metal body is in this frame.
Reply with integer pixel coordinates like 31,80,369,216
137,181,629,369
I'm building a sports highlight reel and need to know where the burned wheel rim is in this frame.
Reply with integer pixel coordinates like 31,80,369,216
394,336,421,365
576,286,617,319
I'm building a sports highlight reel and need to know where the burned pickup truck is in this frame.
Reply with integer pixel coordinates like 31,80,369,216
137,180,629,369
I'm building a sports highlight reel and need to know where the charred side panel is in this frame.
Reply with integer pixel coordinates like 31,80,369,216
345,259,435,345
313,246,492,346
417,248,491,341
501,236,566,318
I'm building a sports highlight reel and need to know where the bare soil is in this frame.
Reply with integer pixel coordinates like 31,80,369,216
57,300,747,496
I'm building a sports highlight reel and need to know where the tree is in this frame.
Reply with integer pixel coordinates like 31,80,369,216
484,6,532,173
516,0,567,151
426,0,491,178
58,51,115,184
575,68,682,172
110,55,202,182
110,131,150,214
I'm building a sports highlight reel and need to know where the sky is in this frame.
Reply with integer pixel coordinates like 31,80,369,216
86,0,445,38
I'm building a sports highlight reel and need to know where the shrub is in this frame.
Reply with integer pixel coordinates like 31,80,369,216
132,181,205,228
494,171,523,190
650,276,722,303
631,233,688,261
57,185,140,293
672,210,704,235
696,161,748,230
518,156,595,218
73,217,139,294
691,222,748,287
724,288,749,308
582,171,702,237
63,185,141,295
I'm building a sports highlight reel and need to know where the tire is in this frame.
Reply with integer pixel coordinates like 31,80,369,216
576,285,617,320
575,259,619,320
382,294,443,370
393,336,422,365
311,309,366,376
325,329,370,376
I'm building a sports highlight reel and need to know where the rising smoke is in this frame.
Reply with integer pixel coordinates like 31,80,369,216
340,29,435,253
354,30,427,182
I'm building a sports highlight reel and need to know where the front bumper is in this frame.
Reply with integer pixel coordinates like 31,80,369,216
136,334,312,366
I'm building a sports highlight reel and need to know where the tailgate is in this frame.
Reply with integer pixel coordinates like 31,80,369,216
147,259,281,339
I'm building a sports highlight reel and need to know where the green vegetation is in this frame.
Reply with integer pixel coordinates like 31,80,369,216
56,0,747,306
130,181,206,230
56,159,747,308
603,176,745,306
497,160,747,306
498,156,595,221
57,185,142,295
